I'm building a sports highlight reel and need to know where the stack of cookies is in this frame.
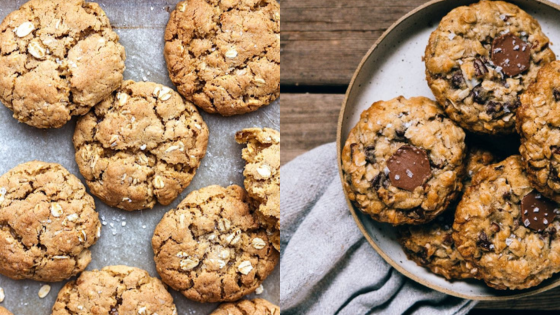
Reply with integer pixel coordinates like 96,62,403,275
0,0,280,314
342,0,560,291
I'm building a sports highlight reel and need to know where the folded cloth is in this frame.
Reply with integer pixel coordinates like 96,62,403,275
280,143,477,315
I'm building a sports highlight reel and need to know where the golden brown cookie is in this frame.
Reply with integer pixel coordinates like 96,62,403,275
341,96,467,225
453,156,560,290
517,61,560,203
0,307,12,315
425,0,555,135
397,147,497,280
73,80,209,211
164,0,280,116
236,128,280,251
211,298,280,315
152,185,279,303
0,0,126,129
0,161,100,282
51,265,177,315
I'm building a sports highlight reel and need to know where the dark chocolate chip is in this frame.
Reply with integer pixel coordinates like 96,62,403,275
472,86,488,104
386,145,432,191
494,165,504,171
554,89,560,102
491,33,531,76
443,233,454,245
451,70,465,88
365,146,376,164
521,191,558,231
477,231,492,251
473,58,488,78
395,129,406,138
486,101,502,115
409,207,426,220
372,173,384,190
490,222,501,233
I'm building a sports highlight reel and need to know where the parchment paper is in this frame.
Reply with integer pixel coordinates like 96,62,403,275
0,1,280,314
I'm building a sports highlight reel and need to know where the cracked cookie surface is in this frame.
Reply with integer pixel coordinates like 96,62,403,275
425,0,555,135
73,80,209,211
236,128,280,251
397,147,496,280
164,0,280,116
0,0,126,128
341,96,467,225
211,298,280,315
152,185,279,303
453,156,560,290
517,61,560,203
0,161,100,282
51,265,177,315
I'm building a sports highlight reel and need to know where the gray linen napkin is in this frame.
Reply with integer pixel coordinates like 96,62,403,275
280,142,477,315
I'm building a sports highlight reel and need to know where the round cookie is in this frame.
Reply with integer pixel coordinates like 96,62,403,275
453,156,560,290
51,265,177,315
0,0,126,129
0,161,100,282
236,128,280,251
341,96,467,225
517,61,560,203
0,307,12,315
397,147,496,280
425,0,555,135
73,80,209,211
164,0,280,116
211,298,280,315
152,185,279,303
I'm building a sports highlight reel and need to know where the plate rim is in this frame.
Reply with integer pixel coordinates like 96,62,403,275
336,0,560,301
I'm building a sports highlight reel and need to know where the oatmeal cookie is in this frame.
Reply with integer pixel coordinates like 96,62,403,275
211,298,280,315
236,128,280,251
0,161,100,282
0,0,126,129
152,185,279,303
341,96,467,225
397,147,496,280
453,156,560,290
164,0,280,116
517,61,560,203
0,307,12,315
425,0,555,135
73,80,209,211
51,265,177,315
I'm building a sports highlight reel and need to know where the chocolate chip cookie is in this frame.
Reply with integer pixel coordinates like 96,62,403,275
0,161,100,282
397,147,496,280
73,80,209,211
51,265,177,315
453,156,560,290
0,0,126,129
164,0,280,116
152,185,279,303
517,61,560,203
0,307,12,315
341,96,467,225
425,0,555,135
211,298,280,315
236,128,280,251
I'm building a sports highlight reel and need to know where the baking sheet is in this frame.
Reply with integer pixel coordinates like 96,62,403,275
0,0,280,313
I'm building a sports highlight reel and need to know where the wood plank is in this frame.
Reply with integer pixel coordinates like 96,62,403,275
281,0,429,86
281,92,560,310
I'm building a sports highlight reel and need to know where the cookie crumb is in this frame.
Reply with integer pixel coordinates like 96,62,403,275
38,285,51,298
0,287,4,302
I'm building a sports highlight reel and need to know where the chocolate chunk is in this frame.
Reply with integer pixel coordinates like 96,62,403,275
521,191,558,232
451,70,465,88
386,145,431,191
490,222,501,233
477,231,492,251
364,146,376,164
554,89,560,102
486,101,501,115
491,33,531,76
473,58,488,78
472,86,488,104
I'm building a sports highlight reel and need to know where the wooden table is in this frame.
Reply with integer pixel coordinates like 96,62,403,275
281,0,560,311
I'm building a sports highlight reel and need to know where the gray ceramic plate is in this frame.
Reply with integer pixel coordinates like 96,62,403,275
337,0,560,300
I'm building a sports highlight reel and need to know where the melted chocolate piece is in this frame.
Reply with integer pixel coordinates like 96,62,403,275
473,58,488,78
491,33,531,77
554,89,560,102
451,70,465,88
386,145,432,191
521,191,558,232
364,146,376,164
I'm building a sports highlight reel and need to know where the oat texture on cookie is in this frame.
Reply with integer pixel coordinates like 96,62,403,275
51,265,177,315
236,128,280,251
425,0,555,135
152,185,279,303
0,0,126,128
0,161,100,282
453,156,560,290
517,61,560,203
164,0,280,116
211,298,280,315
341,96,467,225
73,80,209,211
